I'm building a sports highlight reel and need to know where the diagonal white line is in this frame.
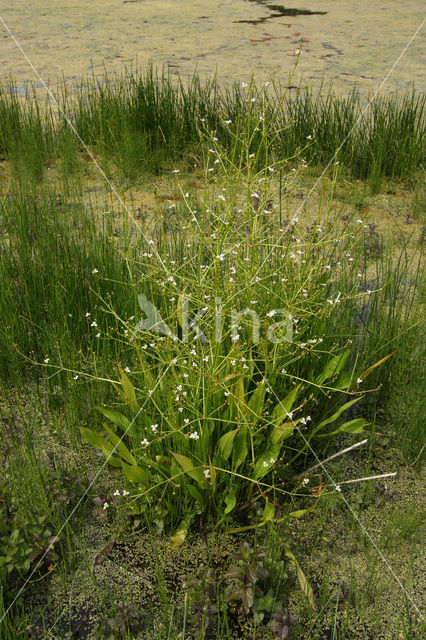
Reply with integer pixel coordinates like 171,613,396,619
253,17,425,280
0,14,173,283
0,359,175,624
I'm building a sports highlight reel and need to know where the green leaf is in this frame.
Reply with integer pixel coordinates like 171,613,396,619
316,349,350,385
334,370,355,391
311,397,362,436
97,407,131,431
270,421,294,446
359,351,396,381
118,365,138,413
318,417,369,437
170,452,205,488
187,484,204,509
176,290,186,330
233,426,248,469
218,428,239,461
247,383,266,423
80,427,121,467
121,460,148,485
102,424,137,466
229,377,247,420
285,550,316,611
262,501,275,523
289,493,322,518
271,384,301,425
170,519,190,548
224,488,237,514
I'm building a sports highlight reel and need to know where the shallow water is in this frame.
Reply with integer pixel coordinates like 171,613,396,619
0,0,424,93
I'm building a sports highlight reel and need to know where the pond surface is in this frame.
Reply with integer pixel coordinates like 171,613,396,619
0,0,424,94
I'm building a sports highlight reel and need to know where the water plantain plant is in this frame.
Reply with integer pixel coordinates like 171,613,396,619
81,345,386,542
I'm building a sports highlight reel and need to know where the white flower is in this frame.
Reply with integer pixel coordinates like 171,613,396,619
95,332,100,338
189,431,199,440
44,358,50,364
91,268,98,274
85,312,91,317
172,169,180,173
356,219,363,224
73,374,79,380
103,502,109,510
91,321,97,327
204,469,211,479
141,438,149,446
242,82,248,88
225,119,232,124
335,485,341,493
122,490,129,496
263,461,269,468
306,134,312,140
113,490,121,496
224,391,230,397
151,424,158,433
124,366,131,373
269,458,276,464
184,418,190,424
303,478,310,485
357,378,363,384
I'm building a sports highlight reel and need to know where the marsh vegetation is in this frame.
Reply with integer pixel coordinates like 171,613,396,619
0,69,424,639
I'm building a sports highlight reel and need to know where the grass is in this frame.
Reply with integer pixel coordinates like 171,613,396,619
1,66,424,187
0,68,424,639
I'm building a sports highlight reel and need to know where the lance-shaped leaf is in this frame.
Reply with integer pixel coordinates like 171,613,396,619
170,452,205,488
310,396,362,437
118,365,138,413
358,351,396,380
247,382,266,424
317,417,369,437
271,384,301,426
224,487,237,514
270,421,294,447
102,423,137,466
80,427,122,467
121,460,148,485
170,519,191,547
316,349,350,385
97,407,131,431
217,428,239,460
233,426,248,469
285,551,316,611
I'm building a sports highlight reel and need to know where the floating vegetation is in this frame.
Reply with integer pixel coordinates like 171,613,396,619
237,0,327,24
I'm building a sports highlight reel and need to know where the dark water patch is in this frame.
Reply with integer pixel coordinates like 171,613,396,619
236,0,327,24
